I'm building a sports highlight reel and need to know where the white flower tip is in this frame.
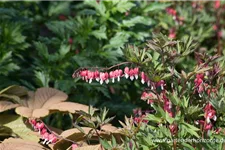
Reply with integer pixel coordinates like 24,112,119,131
141,79,145,84
89,79,92,84
43,139,47,144
206,117,210,124
130,76,134,81
195,121,199,125
100,80,103,85
135,75,138,79
213,115,217,121
105,79,109,84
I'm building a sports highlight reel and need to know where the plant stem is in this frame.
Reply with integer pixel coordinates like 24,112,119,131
94,128,101,138
72,61,132,78
216,7,222,55
134,136,139,149
173,139,177,150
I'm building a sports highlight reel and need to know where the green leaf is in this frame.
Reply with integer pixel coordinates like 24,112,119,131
1,85,27,97
0,115,39,142
152,104,166,118
0,8,16,17
111,135,117,147
122,16,153,27
0,51,20,75
74,124,85,134
182,96,189,108
185,105,201,116
168,93,180,106
181,142,195,150
103,116,115,125
100,138,112,149
84,0,106,16
219,85,224,96
146,114,161,123
0,126,13,137
45,21,68,38
34,71,50,87
34,42,49,60
183,122,199,131
182,122,200,138
112,0,135,13
103,32,130,50
144,2,171,12
165,112,175,124
59,44,70,57
100,107,107,121
48,2,70,16
91,26,107,40
159,125,172,139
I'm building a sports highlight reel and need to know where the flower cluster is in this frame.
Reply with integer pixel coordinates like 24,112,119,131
77,67,149,85
78,69,124,84
168,28,176,39
166,7,184,25
204,103,217,124
162,92,173,117
124,67,139,80
214,0,220,9
192,2,204,11
169,124,178,135
29,119,58,144
141,80,172,117
141,91,156,105
194,73,204,95
194,72,218,97
196,103,219,134
75,67,169,94
140,71,150,86
133,108,149,124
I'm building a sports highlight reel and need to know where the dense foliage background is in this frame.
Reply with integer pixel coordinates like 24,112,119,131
0,1,225,149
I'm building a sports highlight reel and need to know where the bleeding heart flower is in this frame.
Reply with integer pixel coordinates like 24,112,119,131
133,68,139,79
109,71,116,83
94,70,100,81
36,122,45,133
87,71,95,83
72,144,79,150
169,124,178,135
214,0,220,9
41,128,47,135
124,67,130,79
204,123,213,131
42,132,49,144
114,69,123,82
47,134,58,144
